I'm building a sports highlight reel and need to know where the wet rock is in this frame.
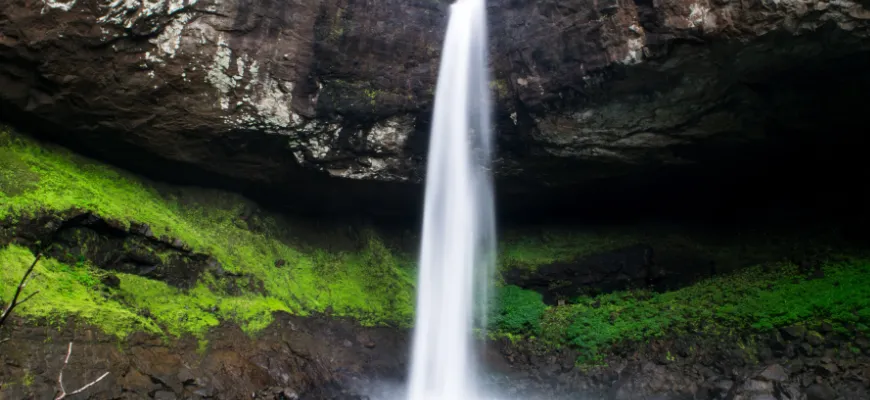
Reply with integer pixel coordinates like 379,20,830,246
781,326,807,340
101,274,121,289
758,364,789,382
816,363,839,376
807,332,825,346
758,347,774,363
177,369,195,384
770,331,788,350
153,391,177,400
786,359,804,373
744,379,774,393
805,383,836,400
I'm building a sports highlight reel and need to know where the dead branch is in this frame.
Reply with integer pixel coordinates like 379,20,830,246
55,342,110,400
0,253,41,328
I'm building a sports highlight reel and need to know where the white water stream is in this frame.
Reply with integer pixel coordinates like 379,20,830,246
407,0,496,399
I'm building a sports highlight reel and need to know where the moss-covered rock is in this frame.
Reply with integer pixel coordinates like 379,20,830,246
0,127,415,339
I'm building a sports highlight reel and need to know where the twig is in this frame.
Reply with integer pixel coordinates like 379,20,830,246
54,342,110,400
0,254,42,328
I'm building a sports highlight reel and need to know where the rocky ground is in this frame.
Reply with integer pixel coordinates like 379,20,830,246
2,313,868,400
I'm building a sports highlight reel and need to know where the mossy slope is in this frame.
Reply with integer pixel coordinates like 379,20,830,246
0,128,414,338
489,258,870,363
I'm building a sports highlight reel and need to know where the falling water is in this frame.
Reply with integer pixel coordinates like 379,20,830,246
407,0,495,399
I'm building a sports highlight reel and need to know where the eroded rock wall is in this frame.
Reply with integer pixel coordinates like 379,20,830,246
2,0,869,202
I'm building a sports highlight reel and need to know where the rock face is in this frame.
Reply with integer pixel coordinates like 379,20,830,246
3,315,870,400
0,314,410,400
2,0,870,214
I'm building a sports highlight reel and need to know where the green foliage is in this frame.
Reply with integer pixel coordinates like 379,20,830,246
493,260,870,363
489,285,547,334
0,127,416,339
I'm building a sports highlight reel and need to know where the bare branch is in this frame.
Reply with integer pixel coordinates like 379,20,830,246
0,253,42,328
69,372,110,396
54,342,110,400
14,291,39,308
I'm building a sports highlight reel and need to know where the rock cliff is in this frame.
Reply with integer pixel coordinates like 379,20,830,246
2,0,869,215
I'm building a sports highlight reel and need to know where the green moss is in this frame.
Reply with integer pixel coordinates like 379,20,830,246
330,7,345,40
488,80,510,98
0,147,39,197
492,259,870,363
22,370,34,387
0,245,161,337
0,127,415,339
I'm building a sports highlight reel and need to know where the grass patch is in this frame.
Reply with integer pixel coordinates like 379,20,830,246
0,127,415,339
488,259,870,363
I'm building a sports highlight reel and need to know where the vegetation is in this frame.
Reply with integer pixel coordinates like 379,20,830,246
489,285,547,334
488,259,870,363
0,128,415,340
1,126,867,365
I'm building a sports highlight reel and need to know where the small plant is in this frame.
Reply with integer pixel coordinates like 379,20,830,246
489,285,546,334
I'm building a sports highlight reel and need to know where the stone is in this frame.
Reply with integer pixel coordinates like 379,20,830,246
805,383,836,400
786,359,804,373
807,332,825,346
744,379,774,393
100,274,121,289
816,363,839,376
780,325,807,340
770,331,788,350
153,391,177,400
758,364,789,382
177,368,196,384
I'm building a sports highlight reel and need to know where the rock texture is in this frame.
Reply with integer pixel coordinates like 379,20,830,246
0,314,408,400
2,314,869,400
2,0,870,212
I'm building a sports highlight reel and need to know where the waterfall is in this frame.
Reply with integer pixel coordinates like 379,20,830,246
407,0,495,399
